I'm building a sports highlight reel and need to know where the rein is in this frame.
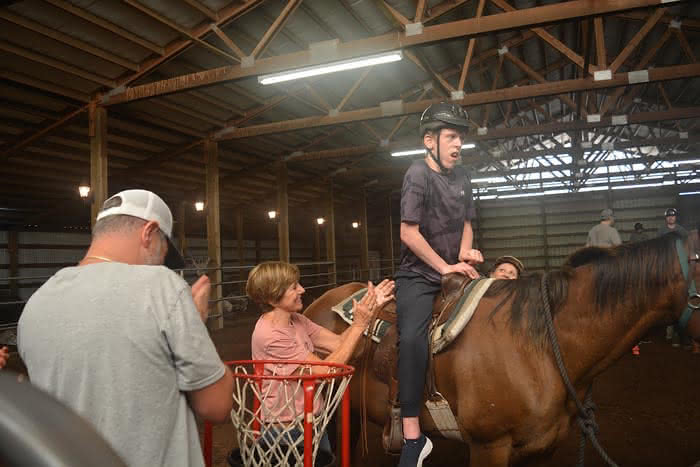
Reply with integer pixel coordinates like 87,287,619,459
674,238,700,332
540,273,618,467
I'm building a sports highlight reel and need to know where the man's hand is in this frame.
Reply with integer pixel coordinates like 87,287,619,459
191,275,212,323
0,346,9,370
374,279,395,309
459,249,484,265
352,282,377,329
442,262,480,279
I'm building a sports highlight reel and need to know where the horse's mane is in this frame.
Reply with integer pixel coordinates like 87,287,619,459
484,233,680,349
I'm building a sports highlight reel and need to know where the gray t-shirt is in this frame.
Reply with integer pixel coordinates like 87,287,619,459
399,159,475,284
586,223,622,247
657,223,689,238
18,263,226,467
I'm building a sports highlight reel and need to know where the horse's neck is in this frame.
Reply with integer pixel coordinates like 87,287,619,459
554,268,670,387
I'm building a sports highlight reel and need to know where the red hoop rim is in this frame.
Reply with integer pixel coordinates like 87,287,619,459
225,360,355,380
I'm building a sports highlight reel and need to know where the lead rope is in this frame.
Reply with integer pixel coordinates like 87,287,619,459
540,273,618,467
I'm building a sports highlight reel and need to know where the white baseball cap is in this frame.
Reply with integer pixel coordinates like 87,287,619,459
96,189,185,269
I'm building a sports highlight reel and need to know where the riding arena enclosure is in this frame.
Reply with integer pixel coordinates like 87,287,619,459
1,0,700,466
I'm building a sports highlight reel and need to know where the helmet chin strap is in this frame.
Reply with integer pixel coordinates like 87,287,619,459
426,128,449,173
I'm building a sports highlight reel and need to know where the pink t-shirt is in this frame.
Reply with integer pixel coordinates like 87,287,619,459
251,313,324,421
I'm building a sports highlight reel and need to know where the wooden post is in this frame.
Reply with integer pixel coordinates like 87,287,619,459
326,183,337,285
205,140,223,329
277,161,290,262
236,209,245,295
89,104,108,227
177,201,187,255
360,190,369,282
313,222,321,285
384,194,395,277
8,230,18,297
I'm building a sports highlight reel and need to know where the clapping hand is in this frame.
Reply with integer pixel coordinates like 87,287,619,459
351,282,377,329
373,279,395,309
191,275,212,322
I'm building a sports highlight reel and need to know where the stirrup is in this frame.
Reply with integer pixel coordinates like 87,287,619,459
382,406,403,455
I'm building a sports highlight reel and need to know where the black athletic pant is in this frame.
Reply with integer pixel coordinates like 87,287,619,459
395,272,441,418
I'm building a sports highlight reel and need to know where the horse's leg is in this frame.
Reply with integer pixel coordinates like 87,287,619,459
468,439,512,467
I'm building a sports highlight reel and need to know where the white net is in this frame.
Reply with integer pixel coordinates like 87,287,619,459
230,361,353,467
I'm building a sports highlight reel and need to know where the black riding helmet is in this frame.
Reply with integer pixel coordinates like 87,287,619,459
419,103,470,173
665,208,678,217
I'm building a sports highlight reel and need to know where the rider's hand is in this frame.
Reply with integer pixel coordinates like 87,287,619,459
191,275,211,322
352,282,377,329
459,249,484,265
442,262,480,279
373,279,395,309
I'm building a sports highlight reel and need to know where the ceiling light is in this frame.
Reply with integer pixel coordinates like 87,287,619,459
194,201,204,212
258,51,403,85
78,184,91,199
268,210,277,220
316,217,325,225
680,191,700,196
462,143,476,149
391,149,426,157
351,221,359,229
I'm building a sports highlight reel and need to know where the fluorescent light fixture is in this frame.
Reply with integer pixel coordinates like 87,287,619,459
612,183,663,190
477,195,498,200
194,201,204,212
462,143,476,149
259,51,403,85
680,191,700,196
392,149,425,157
579,186,610,192
472,176,506,184
672,159,700,165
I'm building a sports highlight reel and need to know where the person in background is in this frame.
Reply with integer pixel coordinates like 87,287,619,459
629,222,649,243
659,208,690,347
586,208,622,247
658,208,688,239
489,256,524,280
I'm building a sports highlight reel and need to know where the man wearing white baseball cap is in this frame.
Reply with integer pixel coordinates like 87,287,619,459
18,189,233,467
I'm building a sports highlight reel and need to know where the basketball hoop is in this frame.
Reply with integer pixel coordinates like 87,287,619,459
227,360,354,467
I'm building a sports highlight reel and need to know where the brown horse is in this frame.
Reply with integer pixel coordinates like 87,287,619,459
304,234,700,466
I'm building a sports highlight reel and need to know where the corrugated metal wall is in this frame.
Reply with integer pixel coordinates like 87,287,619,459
476,187,696,274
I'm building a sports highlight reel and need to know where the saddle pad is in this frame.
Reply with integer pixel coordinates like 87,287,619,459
331,288,392,343
431,278,495,353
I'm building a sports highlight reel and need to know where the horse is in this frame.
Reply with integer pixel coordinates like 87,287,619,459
304,234,700,466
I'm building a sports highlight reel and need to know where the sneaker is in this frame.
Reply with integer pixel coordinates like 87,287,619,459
399,434,433,467
632,345,640,356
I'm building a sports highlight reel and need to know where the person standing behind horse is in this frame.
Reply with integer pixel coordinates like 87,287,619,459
586,208,621,247
629,222,649,243
396,102,483,467
658,208,689,238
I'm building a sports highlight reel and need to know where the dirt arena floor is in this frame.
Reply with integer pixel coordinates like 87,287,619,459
207,308,700,467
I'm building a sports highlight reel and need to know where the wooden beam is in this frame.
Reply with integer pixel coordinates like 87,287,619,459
235,209,245,294
325,183,337,285
205,140,223,328
609,7,666,73
43,0,165,55
177,201,187,254
210,24,246,59
104,0,668,104
489,0,598,72
123,0,240,63
359,190,369,281
215,63,700,139
0,10,140,71
415,0,427,22
616,11,700,32
423,0,471,22
337,67,373,111
674,29,698,63
378,0,410,27
252,0,302,58
594,17,607,68
277,161,290,262
0,70,90,102
384,194,395,276
458,0,485,91
182,0,218,20
89,104,108,227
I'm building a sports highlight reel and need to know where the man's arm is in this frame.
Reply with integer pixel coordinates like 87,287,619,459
401,222,478,278
186,367,234,423
612,229,622,246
